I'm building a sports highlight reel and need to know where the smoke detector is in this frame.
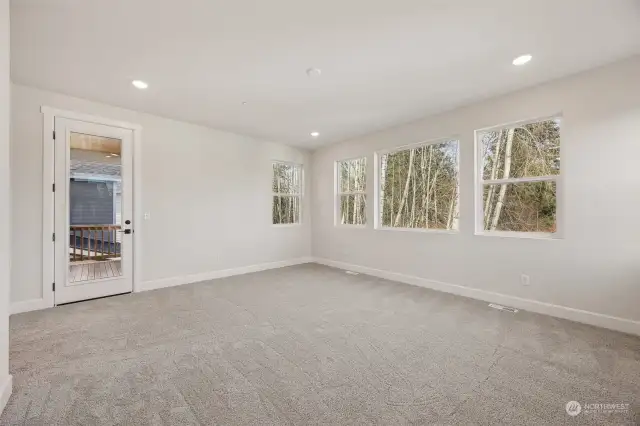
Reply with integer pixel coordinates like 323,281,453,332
306,68,322,77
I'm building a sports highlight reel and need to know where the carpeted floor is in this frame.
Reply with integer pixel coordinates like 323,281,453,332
1,264,639,425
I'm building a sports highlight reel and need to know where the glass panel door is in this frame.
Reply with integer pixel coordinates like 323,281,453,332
54,117,134,305
68,132,123,284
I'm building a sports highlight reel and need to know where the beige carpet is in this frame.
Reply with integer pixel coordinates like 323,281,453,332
2,264,639,425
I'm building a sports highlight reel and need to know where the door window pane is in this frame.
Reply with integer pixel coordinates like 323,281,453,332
68,132,123,283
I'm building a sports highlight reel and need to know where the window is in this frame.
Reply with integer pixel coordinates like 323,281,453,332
378,139,459,230
272,162,302,225
336,157,367,225
477,117,560,235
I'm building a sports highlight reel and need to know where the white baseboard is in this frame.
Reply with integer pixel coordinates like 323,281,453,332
10,258,314,313
0,375,12,415
10,298,52,315
141,257,314,292
313,257,640,336
15,257,636,336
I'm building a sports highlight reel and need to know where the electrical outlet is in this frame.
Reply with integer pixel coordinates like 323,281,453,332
520,274,530,286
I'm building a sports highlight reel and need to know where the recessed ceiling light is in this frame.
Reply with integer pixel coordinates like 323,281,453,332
306,68,322,78
310,132,320,137
132,80,148,89
110,153,119,157
512,54,532,66
241,101,248,106
105,155,112,158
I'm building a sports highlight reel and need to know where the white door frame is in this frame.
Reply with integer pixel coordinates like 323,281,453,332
41,106,143,308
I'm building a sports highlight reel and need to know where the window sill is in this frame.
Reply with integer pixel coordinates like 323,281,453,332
375,226,458,235
475,231,560,240
272,223,302,228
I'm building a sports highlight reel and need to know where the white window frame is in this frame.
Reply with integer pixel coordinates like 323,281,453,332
272,160,303,226
335,156,367,227
374,136,460,234
474,115,563,239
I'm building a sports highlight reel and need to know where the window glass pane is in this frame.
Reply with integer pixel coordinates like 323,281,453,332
482,181,556,232
480,118,561,181
272,162,301,194
379,140,459,230
273,163,291,194
340,194,366,225
272,195,300,224
272,163,280,193
291,164,301,194
338,157,366,193
339,161,350,193
350,158,366,192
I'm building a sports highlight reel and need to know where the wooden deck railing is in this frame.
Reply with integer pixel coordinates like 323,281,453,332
69,225,121,262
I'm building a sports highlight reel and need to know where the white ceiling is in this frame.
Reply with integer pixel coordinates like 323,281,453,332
10,0,640,148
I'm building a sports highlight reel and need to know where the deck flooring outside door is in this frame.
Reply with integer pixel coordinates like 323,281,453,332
69,260,122,283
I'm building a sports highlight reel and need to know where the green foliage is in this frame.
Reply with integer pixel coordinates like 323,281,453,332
480,119,560,232
340,194,366,225
271,119,559,232
272,195,300,224
339,158,366,225
272,162,301,224
482,182,556,232
380,140,459,229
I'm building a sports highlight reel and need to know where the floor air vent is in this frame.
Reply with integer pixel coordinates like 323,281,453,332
488,303,519,313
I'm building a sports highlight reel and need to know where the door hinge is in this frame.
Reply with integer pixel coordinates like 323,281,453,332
52,233,55,242
52,282,55,292
52,183,55,192
53,130,56,140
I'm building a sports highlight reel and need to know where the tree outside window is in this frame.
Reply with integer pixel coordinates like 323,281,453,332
272,162,302,225
337,157,366,225
478,118,561,234
378,139,459,230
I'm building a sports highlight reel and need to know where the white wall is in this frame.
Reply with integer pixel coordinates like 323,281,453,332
11,84,312,305
0,0,11,414
312,56,640,329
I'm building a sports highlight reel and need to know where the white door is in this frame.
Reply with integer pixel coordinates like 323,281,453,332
54,117,134,304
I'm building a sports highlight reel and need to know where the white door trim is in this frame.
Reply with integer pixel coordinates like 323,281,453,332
41,106,143,308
